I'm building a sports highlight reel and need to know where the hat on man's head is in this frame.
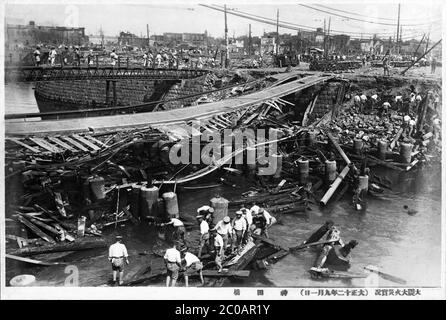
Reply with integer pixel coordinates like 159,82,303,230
258,208,264,213
196,215,204,219
208,207,214,213
235,211,243,215
223,216,230,223
116,235,123,240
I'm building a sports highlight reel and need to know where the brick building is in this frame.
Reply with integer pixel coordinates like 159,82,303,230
6,21,88,49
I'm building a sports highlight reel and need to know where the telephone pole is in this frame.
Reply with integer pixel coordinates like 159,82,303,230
276,9,279,56
146,24,150,47
327,17,331,58
224,4,228,68
396,3,401,54
248,24,252,56
323,18,326,56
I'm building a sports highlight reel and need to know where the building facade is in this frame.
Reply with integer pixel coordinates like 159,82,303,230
6,21,88,49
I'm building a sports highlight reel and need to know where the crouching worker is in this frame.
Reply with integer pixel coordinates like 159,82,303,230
310,227,358,273
108,235,130,285
251,208,275,238
161,217,186,243
164,241,182,287
180,247,204,287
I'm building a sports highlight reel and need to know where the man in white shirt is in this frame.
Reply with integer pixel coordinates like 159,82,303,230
180,247,204,287
164,242,182,287
161,218,186,243
231,211,247,253
49,47,57,66
33,46,41,66
212,216,232,251
110,49,118,66
197,205,214,226
211,229,224,272
196,215,210,258
108,235,129,285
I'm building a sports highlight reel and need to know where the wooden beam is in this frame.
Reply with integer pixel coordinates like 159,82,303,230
16,215,56,244
6,138,40,153
5,254,66,266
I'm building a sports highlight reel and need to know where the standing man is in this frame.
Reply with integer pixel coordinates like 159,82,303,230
143,51,148,67
231,211,247,253
212,216,232,253
210,229,225,272
74,47,81,66
431,56,437,74
196,215,210,258
382,51,390,76
108,235,129,286
164,241,182,287
86,49,94,66
49,47,57,66
110,49,119,66
33,46,41,66
180,247,204,287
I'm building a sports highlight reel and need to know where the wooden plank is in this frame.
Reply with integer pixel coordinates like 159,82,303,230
8,238,107,256
24,215,61,237
7,74,334,136
61,136,89,152
17,215,56,244
29,137,62,153
251,234,289,251
201,270,250,277
83,135,108,147
5,137,41,153
47,136,77,152
5,253,66,266
72,134,101,151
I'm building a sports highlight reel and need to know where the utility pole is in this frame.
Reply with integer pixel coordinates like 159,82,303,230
327,17,331,58
396,3,401,54
276,9,279,56
425,32,430,54
323,18,326,56
248,24,252,56
224,4,228,68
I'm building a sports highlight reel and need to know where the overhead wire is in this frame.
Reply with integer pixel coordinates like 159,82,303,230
299,4,440,27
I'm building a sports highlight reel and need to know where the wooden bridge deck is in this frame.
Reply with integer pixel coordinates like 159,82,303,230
5,72,333,137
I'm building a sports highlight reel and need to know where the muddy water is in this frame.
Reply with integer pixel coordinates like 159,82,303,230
4,81,442,288
5,165,441,288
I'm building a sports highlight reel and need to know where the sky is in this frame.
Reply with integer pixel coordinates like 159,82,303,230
4,0,444,41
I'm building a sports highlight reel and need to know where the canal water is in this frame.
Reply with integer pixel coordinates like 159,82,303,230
4,84,443,288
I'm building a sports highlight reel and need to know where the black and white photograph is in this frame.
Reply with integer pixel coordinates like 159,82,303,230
1,0,444,301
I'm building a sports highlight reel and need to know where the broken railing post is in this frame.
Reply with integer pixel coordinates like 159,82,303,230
320,165,350,206
320,130,357,206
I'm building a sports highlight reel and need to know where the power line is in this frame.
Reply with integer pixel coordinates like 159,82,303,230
299,4,440,27
314,4,441,22
209,4,400,37
200,4,435,41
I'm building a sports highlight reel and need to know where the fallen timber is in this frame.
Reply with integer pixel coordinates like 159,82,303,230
7,237,107,256
6,73,333,136
5,253,67,266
